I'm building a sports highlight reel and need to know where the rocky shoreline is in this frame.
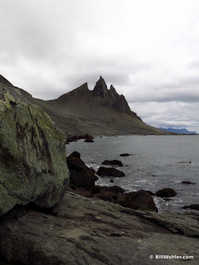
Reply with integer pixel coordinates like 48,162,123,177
0,192,199,264
0,78,199,264
67,151,191,213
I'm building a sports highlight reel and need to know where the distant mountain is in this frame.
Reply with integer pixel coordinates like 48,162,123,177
0,74,165,136
159,127,198,135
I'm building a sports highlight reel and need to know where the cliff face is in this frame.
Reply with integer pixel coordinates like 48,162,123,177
0,77,69,216
93,76,137,117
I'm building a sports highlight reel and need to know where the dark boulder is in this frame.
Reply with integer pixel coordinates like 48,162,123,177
156,188,177,198
94,190,118,202
120,153,131,157
66,135,79,143
102,160,123,167
146,190,155,196
93,185,126,203
67,151,98,191
66,134,94,143
81,133,94,142
94,185,125,195
69,151,81,159
68,186,93,198
97,166,125,177
84,136,94,143
116,192,127,205
121,190,158,212
181,181,196,185
183,204,199,211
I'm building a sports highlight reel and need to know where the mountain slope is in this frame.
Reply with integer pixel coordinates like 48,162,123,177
37,76,164,136
0,74,164,136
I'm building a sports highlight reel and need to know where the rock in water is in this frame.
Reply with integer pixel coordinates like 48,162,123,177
0,80,69,216
102,159,123,167
97,166,125,177
156,188,177,198
67,151,98,191
121,190,158,212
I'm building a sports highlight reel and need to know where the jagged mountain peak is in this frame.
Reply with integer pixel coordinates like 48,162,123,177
93,77,121,99
93,76,121,98
56,82,90,102
71,82,89,95
91,77,137,117
110,84,117,95
55,76,138,117
93,76,108,97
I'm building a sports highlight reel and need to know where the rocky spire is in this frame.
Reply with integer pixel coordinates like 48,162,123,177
110,84,117,95
93,76,108,97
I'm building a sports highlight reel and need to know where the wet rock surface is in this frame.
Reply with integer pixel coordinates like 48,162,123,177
97,166,125,177
101,160,123,167
120,153,132,157
67,151,98,191
121,189,158,212
183,204,199,211
181,181,196,185
156,188,177,198
67,152,160,212
0,192,198,265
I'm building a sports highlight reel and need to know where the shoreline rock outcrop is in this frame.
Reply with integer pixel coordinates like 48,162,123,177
97,166,125,177
67,152,158,212
67,151,98,191
0,75,198,264
0,192,198,265
156,188,177,198
0,80,69,216
101,159,123,167
183,204,199,211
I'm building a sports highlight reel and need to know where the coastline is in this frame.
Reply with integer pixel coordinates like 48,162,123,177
66,135,199,213
0,81,198,264
0,191,198,264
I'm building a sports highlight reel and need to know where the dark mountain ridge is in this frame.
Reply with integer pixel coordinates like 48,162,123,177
0,74,164,136
55,76,139,118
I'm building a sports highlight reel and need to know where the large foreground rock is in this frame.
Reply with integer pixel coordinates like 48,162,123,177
0,79,69,216
0,192,198,265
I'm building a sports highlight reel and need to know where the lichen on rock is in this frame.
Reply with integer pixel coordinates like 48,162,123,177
0,83,69,216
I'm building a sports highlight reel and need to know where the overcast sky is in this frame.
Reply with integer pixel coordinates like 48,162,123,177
1,0,199,132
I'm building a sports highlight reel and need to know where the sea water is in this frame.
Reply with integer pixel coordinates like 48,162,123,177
66,135,199,212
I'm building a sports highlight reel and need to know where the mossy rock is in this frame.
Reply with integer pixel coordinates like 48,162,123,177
0,83,69,216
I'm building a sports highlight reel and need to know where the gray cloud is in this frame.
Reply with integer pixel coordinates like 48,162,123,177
131,101,199,132
1,0,199,132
